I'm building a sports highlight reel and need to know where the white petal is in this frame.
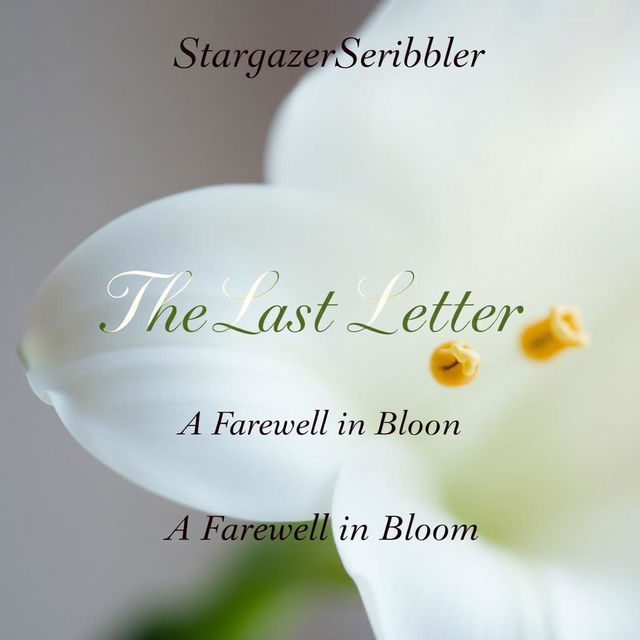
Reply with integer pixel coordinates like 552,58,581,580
20,185,409,520
267,0,640,291
543,568,639,640
332,440,533,639
31,345,351,521
332,439,640,639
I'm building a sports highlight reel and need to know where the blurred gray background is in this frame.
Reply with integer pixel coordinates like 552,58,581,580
1,1,376,638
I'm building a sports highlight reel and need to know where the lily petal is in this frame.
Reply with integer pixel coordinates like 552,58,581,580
33,345,351,521
19,184,407,520
332,439,639,639
267,0,640,293
332,439,533,639
543,568,639,639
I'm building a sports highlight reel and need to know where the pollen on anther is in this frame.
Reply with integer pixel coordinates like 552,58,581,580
521,306,589,361
430,341,480,387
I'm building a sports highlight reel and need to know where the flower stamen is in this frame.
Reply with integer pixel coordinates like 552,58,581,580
430,341,480,386
521,305,589,361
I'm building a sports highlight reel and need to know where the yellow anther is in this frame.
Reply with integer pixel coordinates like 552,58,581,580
430,341,480,386
521,306,589,361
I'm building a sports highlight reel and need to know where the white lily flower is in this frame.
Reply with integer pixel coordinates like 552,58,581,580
265,0,640,637
20,0,640,637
